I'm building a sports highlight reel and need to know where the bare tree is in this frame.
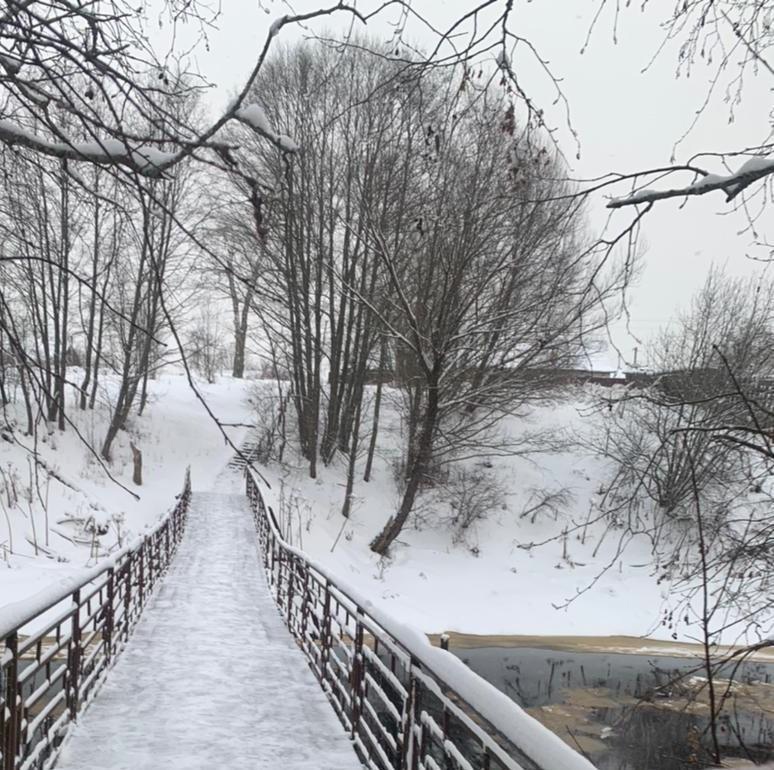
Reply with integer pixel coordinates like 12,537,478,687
368,77,624,555
100,157,196,459
586,271,774,704
595,269,774,536
228,40,417,479
201,181,265,379
185,300,229,384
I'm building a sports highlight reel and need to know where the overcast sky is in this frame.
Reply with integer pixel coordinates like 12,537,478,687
160,0,773,369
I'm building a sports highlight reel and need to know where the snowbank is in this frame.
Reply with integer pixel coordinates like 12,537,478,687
256,391,689,641
0,371,253,608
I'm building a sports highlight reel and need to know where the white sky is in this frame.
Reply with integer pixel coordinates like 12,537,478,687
160,0,774,369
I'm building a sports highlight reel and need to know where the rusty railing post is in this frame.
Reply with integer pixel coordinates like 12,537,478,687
320,580,332,687
147,535,154,591
273,541,281,607
174,503,181,544
105,567,115,661
4,631,20,770
68,589,82,720
262,519,270,569
299,564,310,647
138,545,145,608
123,555,132,640
412,663,426,770
285,555,295,627
399,664,418,770
417,693,428,770
350,614,365,740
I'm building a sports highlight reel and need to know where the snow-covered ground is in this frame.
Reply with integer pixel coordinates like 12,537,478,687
0,370,253,611
258,390,676,640
3,373,768,647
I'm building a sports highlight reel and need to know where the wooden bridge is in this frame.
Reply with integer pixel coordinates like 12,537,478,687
0,468,594,770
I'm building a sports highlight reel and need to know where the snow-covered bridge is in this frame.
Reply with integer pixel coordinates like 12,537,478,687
55,490,361,770
1,470,594,770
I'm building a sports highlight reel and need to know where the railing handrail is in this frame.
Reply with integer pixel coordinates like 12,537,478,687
1,467,192,770
0,482,188,639
246,467,596,770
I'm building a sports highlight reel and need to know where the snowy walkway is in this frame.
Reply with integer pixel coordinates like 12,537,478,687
57,489,363,770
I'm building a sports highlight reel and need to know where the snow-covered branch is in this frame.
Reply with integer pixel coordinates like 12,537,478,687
608,156,774,208
0,120,177,174
0,2,370,175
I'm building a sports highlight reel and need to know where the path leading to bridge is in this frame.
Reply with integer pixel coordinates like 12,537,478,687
57,486,363,770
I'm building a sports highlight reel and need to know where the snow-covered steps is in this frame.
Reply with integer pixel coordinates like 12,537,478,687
56,491,363,770
227,430,261,469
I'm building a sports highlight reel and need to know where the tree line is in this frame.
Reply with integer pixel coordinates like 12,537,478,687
207,40,624,553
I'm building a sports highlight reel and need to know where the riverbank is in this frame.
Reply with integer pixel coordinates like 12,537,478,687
260,386,774,647
438,635,774,769
428,632,774,661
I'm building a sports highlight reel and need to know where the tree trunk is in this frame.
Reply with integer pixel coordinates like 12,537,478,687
80,170,100,410
56,160,69,432
138,364,151,416
340,398,362,519
363,375,384,482
0,336,7,407
232,326,246,378
370,382,437,555
229,266,253,379
130,441,143,486
18,366,34,436
89,297,105,410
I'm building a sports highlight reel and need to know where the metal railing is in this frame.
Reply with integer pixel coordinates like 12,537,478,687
0,468,192,770
246,469,595,770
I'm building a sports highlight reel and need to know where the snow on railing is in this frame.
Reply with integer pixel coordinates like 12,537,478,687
0,469,192,770
245,469,597,770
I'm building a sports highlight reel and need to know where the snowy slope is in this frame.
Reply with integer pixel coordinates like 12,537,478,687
256,389,689,641
0,370,254,608
4,372,766,646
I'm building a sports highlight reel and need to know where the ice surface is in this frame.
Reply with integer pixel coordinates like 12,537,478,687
56,486,363,770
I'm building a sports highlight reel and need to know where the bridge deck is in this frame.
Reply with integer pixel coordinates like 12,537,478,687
57,489,363,770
